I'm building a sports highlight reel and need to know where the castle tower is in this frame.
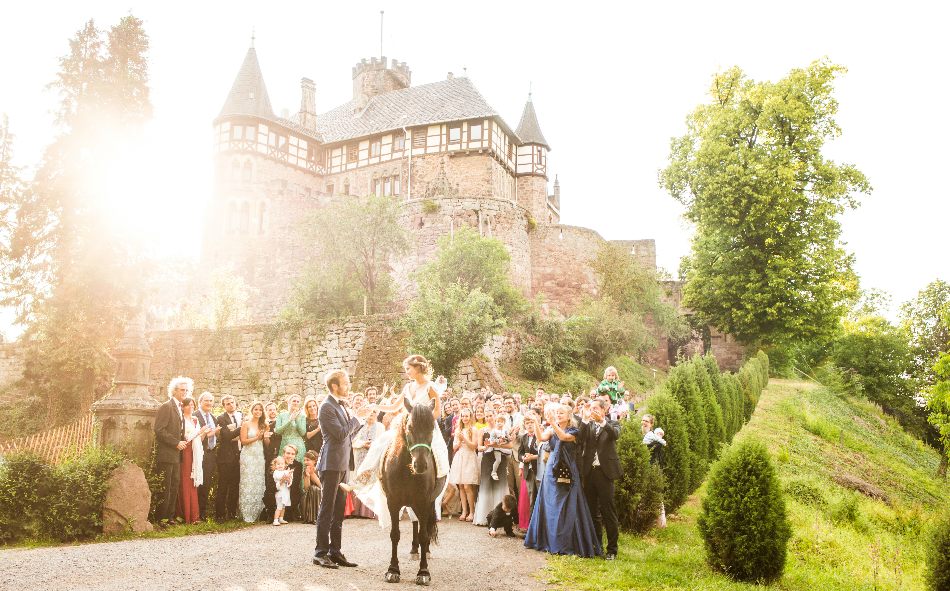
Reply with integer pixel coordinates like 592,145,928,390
515,94,557,224
352,57,411,109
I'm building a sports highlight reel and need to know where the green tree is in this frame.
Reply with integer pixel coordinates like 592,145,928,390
298,193,408,316
664,362,709,489
569,296,654,370
698,438,791,584
420,226,525,318
901,279,950,386
614,429,665,534
645,391,692,512
403,282,504,378
692,356,726,458
661,59,869,346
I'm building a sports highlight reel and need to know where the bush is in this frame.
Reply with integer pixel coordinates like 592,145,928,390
926,515,950,591
38,446,125,542
0,452,54,544
615,426,665,534
698,438,791,584
645,392,692,512
665,362,709,489
520,342,554,380
691,356,726,459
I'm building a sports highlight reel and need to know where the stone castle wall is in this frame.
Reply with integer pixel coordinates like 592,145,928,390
529,224,604,314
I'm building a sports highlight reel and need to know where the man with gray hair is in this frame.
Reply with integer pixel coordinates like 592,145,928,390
153,377,192,526
195,391,221,520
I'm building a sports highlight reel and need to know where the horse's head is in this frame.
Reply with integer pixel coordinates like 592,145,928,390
404,402,435,475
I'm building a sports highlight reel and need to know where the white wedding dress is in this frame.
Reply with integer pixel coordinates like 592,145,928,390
353,379,450,528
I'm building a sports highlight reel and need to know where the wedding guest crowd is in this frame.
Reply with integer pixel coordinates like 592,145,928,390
152,363,663,562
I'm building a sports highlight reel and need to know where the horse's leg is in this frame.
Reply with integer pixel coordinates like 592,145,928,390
385,501,401,584
410,518,420,558
415,506,432,586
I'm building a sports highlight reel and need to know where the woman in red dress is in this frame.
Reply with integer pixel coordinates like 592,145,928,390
177,397,207,524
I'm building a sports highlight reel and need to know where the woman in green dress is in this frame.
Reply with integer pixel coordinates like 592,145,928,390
275,393,306,463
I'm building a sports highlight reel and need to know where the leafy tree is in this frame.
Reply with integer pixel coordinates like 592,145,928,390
420,226,525,318
298,193,408,316
926,514,950,591
403,282,504,378
518,307,580,380
926,323,950,465
661,59,869,346
664,362,709,488
901,279,950,386
569,296,655,370
3,17,152,423
698,438,791,584
180,266,251,330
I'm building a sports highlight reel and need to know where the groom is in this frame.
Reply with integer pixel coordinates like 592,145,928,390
313,368,367,569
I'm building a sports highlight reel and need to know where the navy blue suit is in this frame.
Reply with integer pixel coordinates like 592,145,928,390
314,394,362,557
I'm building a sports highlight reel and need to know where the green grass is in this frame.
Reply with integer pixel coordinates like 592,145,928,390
500,357,665,398
5,519,253,549
543,379,950,590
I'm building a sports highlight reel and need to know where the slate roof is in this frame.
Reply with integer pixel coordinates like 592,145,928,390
218,47,274,119
515,96,549,149
315,76,517,145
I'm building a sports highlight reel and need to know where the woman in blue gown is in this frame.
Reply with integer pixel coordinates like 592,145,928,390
524,404,602,557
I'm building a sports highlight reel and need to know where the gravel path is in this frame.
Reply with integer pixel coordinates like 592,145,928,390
0,518,549,591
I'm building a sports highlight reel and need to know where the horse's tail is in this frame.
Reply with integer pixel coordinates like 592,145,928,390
429,511,439,546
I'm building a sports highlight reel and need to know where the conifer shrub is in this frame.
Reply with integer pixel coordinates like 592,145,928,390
721,373,742,439
926,515,950,591
664,362,709,489
645,391,692,512
703,354,734,438
698,438,791,584
615,427,665,534
692,356,726,458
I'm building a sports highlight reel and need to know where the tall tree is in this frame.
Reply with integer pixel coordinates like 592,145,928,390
901,279,950,386
4,17,152,423
660,59,870,346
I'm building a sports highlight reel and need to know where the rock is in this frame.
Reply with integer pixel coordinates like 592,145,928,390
101,461,153,535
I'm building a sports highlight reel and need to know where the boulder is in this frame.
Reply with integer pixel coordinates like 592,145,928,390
101,461,153,535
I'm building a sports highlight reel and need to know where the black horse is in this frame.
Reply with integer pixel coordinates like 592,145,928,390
380,402,446,586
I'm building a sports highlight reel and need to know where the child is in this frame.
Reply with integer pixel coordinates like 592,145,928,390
488,494,518,537
486,414,513,481
643,427,666,464
271,456,293,526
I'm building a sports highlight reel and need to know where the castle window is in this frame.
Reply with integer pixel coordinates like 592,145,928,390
370,139,381,157
383,177,392,196
372,178,381,196
242,160,252,182
394,132,406,150
234,125,244,140
412,128,426,149
240,202,250,233
469,123,482,142
393,176,401,196
258,202,266,234
343,180,350,195
448,125,461,143
346,143,359,163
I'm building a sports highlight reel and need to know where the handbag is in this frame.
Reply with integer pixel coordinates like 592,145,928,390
552,453,572,485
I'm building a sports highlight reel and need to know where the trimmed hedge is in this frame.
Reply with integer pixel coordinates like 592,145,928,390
698,438,791,584
665,362,710,489
693,355,726,458
615,426,665,534
927,515,950,591
0,446,124,544
644,392,691,512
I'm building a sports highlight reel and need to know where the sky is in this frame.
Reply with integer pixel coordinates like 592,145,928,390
0,0,947,329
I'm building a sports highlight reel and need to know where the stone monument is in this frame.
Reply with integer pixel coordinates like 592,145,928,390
91,313,161,465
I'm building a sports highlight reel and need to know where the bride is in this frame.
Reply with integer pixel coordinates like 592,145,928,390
342,354,450,527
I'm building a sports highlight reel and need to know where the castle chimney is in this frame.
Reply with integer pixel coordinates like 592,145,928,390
447,72,454,80
299,77,317,131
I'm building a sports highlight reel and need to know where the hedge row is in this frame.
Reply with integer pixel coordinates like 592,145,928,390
645,351,770,513
0,446,124,544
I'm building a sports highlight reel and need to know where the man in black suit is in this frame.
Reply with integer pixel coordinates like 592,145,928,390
313,368,368,569
195,391,222,521
153,377,190,526
215,394,243,521
281,443,303,521
579,398,622,560
262,401,283,521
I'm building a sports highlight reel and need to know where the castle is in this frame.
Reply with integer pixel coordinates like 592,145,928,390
203,44,660,325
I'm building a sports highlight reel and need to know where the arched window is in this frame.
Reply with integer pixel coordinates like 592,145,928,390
258,202,266,234
343,180,350,195
242,160,252,182
240,202,250,233
228,202,237,234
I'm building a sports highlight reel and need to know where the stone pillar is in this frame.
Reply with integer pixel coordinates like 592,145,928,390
92,313,160,466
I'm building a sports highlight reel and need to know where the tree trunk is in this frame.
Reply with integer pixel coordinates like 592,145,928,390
938,454,947,479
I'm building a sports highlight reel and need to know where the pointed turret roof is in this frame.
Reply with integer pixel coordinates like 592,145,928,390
218,46,274,119
515,94,549,149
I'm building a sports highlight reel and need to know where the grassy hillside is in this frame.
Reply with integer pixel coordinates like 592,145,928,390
544,379,950,590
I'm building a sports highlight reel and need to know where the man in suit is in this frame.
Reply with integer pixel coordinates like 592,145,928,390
579,398,622,560
313,368,368,569
518,413,541,510
282,443,303,521
262,401,283,521
153,377,190,526
195,391,222,521
215,394,243,521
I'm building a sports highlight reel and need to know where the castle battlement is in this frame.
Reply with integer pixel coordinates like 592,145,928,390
351,56,411,81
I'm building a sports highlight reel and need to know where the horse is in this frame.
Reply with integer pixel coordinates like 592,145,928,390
380,401,446,586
